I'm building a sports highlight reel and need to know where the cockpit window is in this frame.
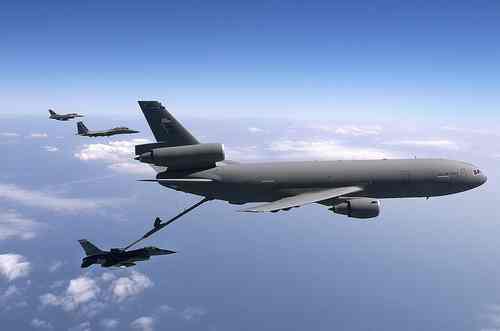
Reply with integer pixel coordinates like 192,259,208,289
473,169,481,175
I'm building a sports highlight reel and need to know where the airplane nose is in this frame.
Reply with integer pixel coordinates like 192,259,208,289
480,173,487,185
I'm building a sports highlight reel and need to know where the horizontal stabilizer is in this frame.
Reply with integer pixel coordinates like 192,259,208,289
239,186,363,212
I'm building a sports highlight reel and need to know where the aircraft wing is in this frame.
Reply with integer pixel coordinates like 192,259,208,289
239,186,363,213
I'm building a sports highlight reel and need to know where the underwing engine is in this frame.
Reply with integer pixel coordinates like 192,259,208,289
330,198,380,219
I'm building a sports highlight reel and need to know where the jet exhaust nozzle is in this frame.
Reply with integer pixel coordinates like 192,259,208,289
135,152,153,163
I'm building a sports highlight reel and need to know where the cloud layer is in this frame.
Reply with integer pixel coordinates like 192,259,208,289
40,271,153,317
74,139,155,175
0,210,41,240
269,139,395,160
0,254,31,281
0,183,116,213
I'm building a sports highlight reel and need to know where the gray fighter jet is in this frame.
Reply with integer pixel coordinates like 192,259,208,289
48,109,84,121
77,121,139,137
78,239,175,268
134,100,487,220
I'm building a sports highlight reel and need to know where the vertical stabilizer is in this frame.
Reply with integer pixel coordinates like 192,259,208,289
137,101,199,146
48,109,56,116
77,121,89,135
78,239,104,256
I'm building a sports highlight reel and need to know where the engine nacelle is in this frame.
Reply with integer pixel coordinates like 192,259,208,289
330,198,380,219
135,143,225,170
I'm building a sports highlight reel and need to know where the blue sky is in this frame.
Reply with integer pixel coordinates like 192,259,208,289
1,1,499,119
0,1,500,330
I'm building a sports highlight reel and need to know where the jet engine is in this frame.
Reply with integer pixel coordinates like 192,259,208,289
330,198,380,219
135,143,225,170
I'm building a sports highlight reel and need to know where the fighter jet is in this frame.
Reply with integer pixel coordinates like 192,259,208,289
78,239,175,268
76,121,139,137
48,109,84,121
133,100,487,220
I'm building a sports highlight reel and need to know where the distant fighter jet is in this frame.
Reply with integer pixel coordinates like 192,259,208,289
76,121,139,137
48,109,84,121
78,239,175,268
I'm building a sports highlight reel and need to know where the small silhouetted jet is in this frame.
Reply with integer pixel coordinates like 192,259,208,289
48,109,84,121
78,239,175,268
76,121,139,137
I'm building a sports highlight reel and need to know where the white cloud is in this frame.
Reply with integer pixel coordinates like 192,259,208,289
42,146,59,152
110,271,153,302
248,127,264,133
48,261,63,273
224,145,264,161
269,140,394,160
334,125,382,136
479,304,500,329
441,126,500,137
0,254,31,281
100,272,116,282
31,318,54,330
180,306,207,321
305,124,382,136
40,271,153,317
131,316,154,331
158,304,174,313
74,139,154,175
40,276,100,311
0,285,21,304
384,139,459,150
0,132,19,137
0,183,115,213
100,318,119,329
0,210,40,240
68,321,91,331
29,133,48,138
108,162,154,175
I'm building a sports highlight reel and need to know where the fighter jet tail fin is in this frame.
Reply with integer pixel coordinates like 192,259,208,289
48,109,56,115
137,101,199,146
78,239,104,256
77,121,89,135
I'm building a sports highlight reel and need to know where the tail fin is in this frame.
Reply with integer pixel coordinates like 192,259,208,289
137,101,199,146
77,121,88,135
48,109,56,115
78,239,103,256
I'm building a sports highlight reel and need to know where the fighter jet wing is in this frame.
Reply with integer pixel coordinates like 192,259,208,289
239,186,363,212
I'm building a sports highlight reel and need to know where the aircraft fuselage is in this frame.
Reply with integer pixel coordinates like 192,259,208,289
157,158,487,204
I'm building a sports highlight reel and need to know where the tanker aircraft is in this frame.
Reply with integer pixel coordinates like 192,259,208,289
134,100,487,220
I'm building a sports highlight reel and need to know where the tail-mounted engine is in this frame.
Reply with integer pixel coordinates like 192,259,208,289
135,143,225,170
330,198,380,219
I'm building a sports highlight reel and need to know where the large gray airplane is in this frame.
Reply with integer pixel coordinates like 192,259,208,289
77,121,139,137
134,100,487,220
48,109,84,121
78,239,175,268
